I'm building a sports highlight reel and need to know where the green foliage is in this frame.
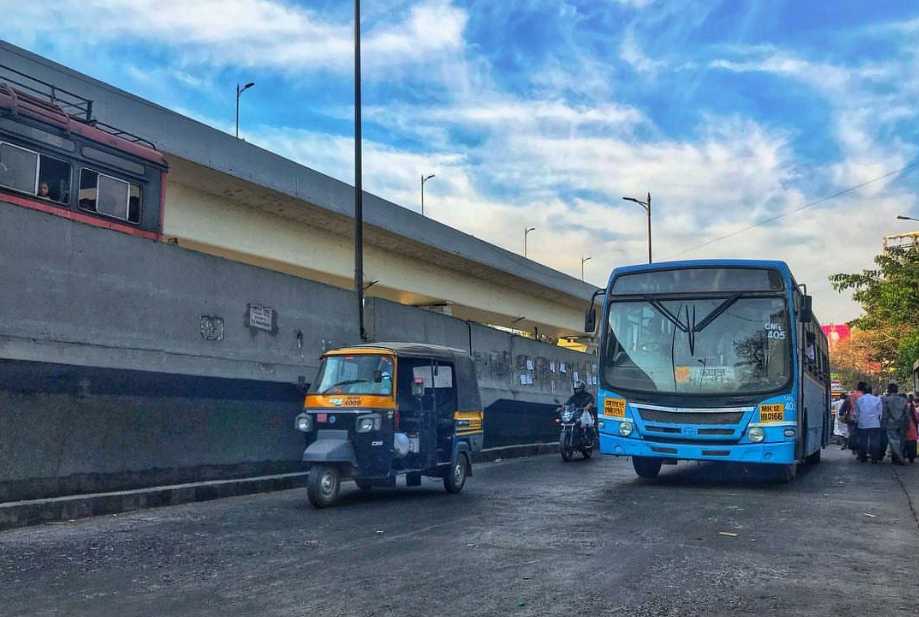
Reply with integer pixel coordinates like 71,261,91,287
830,244,919,382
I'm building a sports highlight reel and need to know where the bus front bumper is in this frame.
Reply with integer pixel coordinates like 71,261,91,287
599,434,795,465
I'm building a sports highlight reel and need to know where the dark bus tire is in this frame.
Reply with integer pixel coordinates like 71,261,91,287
805,449,822,465
307,465,341,508
444,453,469,494
777,463,797,483
633,457,663,479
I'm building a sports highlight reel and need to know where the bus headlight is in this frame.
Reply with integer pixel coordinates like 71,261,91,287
748,427,765,443
619,421,634,437
294,413,312,433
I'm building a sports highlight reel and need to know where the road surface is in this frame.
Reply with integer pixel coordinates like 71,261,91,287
2,448,917,616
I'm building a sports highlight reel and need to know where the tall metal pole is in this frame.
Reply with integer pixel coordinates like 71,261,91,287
646,192,652,264
581,256,591,280
420,174,425,217
524,227,535,257
235,84,240,139
354,0,366,340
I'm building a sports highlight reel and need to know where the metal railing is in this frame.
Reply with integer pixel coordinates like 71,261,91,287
0,63,157,150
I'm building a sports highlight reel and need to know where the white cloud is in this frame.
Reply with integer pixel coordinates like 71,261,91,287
5,0,468,74
619,29,665,76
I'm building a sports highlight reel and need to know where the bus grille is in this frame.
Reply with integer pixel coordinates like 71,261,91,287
636,408,743,425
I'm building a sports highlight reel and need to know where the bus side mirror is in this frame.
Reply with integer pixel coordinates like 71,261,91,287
584,306,597,333
799,295,813,323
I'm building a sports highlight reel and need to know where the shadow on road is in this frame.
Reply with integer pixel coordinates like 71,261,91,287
640,459,819,490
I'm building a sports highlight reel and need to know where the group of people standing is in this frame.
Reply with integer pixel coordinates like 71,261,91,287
833,382,918,465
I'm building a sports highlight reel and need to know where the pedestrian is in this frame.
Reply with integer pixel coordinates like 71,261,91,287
847,386,864,455
845,388,862,454
833,392,849,448
902,393,917,464
881,383,908,465
854,382,883,463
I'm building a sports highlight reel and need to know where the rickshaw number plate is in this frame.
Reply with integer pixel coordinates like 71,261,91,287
604,398,626,417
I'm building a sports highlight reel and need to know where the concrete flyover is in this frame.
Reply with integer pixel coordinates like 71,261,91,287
0,42,603,505
0,41,598,341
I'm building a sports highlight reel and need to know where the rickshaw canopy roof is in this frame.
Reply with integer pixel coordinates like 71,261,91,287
325,342,482,411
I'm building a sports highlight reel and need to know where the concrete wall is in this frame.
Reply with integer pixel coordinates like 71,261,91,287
0,203,594,501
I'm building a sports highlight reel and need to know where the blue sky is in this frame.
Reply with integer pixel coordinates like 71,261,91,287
5,0,919,322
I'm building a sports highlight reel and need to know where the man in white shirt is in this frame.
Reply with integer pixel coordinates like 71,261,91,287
855,382,883,463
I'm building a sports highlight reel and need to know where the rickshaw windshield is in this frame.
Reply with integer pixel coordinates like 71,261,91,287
309,355,394,396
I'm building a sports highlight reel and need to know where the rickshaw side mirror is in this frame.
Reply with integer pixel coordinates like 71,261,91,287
411,378,425,398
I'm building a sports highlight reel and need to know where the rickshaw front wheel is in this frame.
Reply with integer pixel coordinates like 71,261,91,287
444,453,469,494
307,464,341,508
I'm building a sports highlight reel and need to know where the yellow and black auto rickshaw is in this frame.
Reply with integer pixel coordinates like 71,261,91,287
294,343,484,508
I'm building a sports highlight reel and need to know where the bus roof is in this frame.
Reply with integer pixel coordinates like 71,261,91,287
607,259,793,288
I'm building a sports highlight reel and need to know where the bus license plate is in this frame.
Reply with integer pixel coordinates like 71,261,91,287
759,404,784,423
604,398,626,418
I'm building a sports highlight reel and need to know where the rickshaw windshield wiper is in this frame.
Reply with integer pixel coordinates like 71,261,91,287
321,378,370,392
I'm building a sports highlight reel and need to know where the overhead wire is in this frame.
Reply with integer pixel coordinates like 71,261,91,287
665,160,919,259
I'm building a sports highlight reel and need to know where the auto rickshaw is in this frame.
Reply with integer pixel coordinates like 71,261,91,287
294,342,484,508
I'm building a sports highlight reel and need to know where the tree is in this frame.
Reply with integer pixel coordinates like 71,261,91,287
830,244,919,383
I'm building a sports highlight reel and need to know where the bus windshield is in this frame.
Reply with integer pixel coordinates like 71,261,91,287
309,354,394,396
603,296,790,395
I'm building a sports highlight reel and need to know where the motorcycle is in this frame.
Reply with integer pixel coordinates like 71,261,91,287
555,403,597,462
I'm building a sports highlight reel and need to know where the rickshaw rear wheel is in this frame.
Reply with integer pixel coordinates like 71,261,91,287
307,464,341,508
444,453,469,494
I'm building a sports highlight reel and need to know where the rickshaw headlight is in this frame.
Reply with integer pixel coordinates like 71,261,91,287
294,413,312,433
356,414,380,433
748,427,765,443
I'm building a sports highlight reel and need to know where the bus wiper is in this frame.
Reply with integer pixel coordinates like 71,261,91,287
644,297,689,332
692,294,741,333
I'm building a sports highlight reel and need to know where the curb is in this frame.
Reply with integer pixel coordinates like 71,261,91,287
0,443,560,531
472,442,559,463
0,472,308,531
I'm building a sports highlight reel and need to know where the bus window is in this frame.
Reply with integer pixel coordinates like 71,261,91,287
0,141,39,194
37,154,71,204
79,168,141,223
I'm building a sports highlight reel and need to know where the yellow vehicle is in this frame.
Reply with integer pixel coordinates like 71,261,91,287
294,343,484,507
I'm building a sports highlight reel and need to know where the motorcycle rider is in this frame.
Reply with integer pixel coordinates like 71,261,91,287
566,379,595,416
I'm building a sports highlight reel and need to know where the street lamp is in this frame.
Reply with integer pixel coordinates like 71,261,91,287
622,192,652,263
524,227,536,257
235,81,255,138
421,173,436,216
354,0,366,340
580,256,592,281
897,215,918,222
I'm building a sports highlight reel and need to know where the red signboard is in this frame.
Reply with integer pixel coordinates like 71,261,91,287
822,323,851,348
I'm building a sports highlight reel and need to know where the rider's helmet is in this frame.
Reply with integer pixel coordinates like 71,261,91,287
573,379,587,394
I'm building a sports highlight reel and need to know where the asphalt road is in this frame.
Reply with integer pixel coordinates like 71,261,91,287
2,447,917,617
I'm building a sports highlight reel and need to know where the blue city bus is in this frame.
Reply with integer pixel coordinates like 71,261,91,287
586,259,830,481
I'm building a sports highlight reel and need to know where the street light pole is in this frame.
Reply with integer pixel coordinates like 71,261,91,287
235,81,255,139
897,215,918,222
524,227,536,257
354,0,366,340
622,192,652,263
581,256,592,281
421,173,435,216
